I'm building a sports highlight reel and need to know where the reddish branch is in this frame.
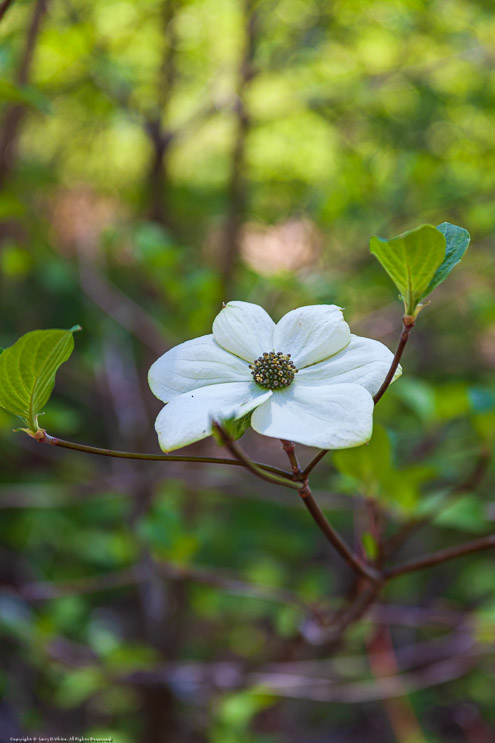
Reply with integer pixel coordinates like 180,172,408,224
212,422,299,488
302,316,415,479
281,441,380,583
35,431,494,584
302,447,329,478
385,534,495,580
373,315,414,405
299,484,381,582
281,438,303,478
30,402,495,650
36,431,293,480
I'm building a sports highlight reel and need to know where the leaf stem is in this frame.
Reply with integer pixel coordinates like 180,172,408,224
35,431,293,479
373,316,414,406
385,534,495,580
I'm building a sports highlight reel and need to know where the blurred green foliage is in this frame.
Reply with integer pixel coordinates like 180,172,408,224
1,0,495,741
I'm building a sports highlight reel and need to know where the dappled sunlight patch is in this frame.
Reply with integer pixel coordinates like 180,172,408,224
240,217,320,276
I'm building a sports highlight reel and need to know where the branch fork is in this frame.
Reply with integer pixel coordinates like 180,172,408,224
29,320,495,639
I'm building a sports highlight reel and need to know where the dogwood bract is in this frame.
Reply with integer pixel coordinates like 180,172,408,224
148,301,400,451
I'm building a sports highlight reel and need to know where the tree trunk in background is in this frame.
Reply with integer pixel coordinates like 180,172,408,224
0,0,16,24
147,0,178,226
219,0,257,301
0,0,49,190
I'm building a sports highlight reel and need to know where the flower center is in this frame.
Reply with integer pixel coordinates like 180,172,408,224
249,351,298,390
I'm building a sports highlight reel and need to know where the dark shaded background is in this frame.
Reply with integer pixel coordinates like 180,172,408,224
1,0,495,740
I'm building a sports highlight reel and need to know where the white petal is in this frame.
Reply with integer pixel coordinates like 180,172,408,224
273,305,351,368
154,382,272,451
251,382,373,449
298,334,401,396
148,335,251,403
212,301,275,362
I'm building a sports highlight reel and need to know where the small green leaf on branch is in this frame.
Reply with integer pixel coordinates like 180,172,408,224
422,222,471,297
370,224,446,315
0,326,81,434
212,412,252,444
333,424,392,498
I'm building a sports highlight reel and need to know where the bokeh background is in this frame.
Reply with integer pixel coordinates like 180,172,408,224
1,0,495,740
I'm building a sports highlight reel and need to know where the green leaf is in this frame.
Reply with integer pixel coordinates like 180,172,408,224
334,425,434,513
434,382,470,421
391,376,436,425
333,425,392,498
213,412,252,443
382,464,435,515
370,224,446,314
422,222,470,296
473,409,495,444
433,495,486,534
0,326,80,432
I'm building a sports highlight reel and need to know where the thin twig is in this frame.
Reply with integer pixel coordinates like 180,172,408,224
212,422,300,489
299,484,382,583
302,448,328,479
34,431,293,480
7,563,315,615
385,534,495,580
302,317,414,480
373,316,414,405
121,649,481,703
327,583,384,649
280,439,304,480
77,257,169,354
280,440,380,582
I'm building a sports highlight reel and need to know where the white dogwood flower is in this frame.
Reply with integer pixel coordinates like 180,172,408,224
148,301,401,452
